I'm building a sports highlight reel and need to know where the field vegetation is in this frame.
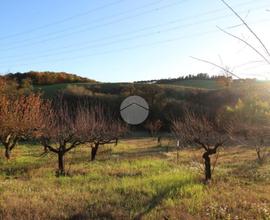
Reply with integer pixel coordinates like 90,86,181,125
0,138,269,220
1,73,270,219
1,1,270,219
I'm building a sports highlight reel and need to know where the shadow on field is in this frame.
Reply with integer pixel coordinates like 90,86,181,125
230,158,268,182
133,179,193,220
69,212,115,220
0,161,46,178
113,145,177,159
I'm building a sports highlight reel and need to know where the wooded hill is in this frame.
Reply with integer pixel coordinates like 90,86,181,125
2,71,96,85
1,71,266,132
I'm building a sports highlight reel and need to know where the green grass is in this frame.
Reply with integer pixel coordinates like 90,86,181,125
0,139,270,219
33,80,213,98
165,80,223,90
34,82,97,97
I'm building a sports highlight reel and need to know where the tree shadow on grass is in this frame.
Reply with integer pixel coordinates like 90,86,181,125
133,178,196,220
69,212,116,220
228,157,269,182
113,145,178,160
0,161,48,179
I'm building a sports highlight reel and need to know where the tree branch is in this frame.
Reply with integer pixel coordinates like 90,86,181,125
10,137,19,150
66,141,82,152
217,26,270,65
220,0,270,57
190,56,242,79
41,139,59,153
194,138,208,151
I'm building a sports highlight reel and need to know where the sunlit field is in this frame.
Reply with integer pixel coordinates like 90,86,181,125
1,0,270,219
0,137,269,220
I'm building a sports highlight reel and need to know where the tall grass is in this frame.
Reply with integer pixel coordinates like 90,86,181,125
0,139,269,219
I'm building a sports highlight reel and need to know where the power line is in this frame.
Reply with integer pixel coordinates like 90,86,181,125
0,0,126,40
0,0,269,71
0,7,269,63
0,0,177,46
1,23,269,71
0,26,254,69
0,31,210,68
3,15,269,70
0,0,262,50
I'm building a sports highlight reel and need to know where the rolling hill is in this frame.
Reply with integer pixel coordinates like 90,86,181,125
4,71,97,85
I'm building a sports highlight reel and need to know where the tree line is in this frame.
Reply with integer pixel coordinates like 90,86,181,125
135,73,233,84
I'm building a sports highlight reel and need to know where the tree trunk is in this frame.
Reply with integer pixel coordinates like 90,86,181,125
2,137,18,160
44,145,49,153
256,147,262,161
4,147,10,160
91,143,99,161
58,152,65,175
176,148,180,164
157,136,161,144
203,152,211,182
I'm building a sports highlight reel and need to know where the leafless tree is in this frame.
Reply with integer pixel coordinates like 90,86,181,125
39,98,126,174
89,109,127,161
145,119,163,144
251,126,270,164
0,93,46,159
229,119,270,164
38,98,98,175
172,110,231,183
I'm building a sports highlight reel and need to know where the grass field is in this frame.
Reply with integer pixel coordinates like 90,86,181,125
34,83,97,97
0,138,270,220
34,80,215,98
162,80,223,90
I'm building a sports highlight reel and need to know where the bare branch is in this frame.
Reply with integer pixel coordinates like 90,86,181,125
190,56,242,79
217,26,270,65
220,0,270,57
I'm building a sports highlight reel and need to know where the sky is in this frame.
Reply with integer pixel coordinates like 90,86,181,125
0,0,269,82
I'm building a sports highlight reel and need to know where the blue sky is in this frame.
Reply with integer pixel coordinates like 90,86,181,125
0,0,269,82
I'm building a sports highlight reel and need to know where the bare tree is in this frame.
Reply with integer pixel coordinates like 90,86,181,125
89,109,127,161
220,95,270,164
145,119,162,144
39,98,100,176
229,118,270,164
248,126,270,164
172,111,231,183
39,98,126,174
0,93,46,159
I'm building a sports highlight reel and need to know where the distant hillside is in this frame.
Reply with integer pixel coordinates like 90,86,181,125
4,71,97,85
34,73,229,98
162,79,223,90
136,73,232,90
